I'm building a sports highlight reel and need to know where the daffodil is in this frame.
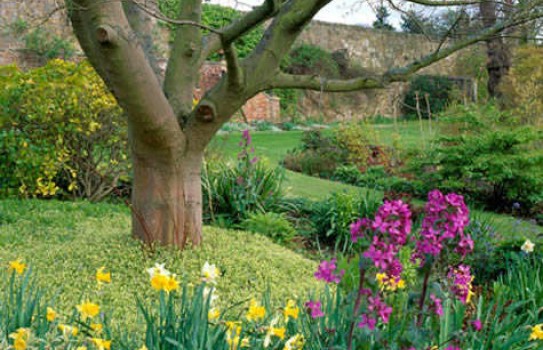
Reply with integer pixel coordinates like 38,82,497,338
147,264,179,293
91,338,112,350
58,324,79,337
264,317,286,348
283,299,299,321
522,239,535,254
204,287,219,305
8,259,26,275
208,307,221,321
9,328,30,350
46,307,56,322
138,346,148,350
96,266,112,286
284,334,304,350
201,261,220,284
77,301,100,320
246,299,266,322
91,323,103,334
530,324,543,340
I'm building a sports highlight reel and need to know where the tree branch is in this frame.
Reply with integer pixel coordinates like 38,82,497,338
268,73,384,91
201,0,283,59
163,0,204,121
222,39,243,89
68,0,183,153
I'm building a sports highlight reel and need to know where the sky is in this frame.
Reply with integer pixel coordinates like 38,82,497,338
208,0,404,29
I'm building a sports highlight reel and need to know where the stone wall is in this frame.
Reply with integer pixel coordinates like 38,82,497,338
295,21,473,119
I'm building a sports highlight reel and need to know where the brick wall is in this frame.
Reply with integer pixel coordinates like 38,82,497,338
197,62,280,122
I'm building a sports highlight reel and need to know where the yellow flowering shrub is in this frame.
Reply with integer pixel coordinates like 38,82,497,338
0,60,128,201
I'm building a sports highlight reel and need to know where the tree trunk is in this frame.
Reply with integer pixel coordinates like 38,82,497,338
132,150,203,248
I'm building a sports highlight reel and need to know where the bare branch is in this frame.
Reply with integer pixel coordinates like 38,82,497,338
129,0,221,33
268,73,384,91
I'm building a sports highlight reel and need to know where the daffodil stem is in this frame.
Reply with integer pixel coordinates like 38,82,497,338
347,267,366,350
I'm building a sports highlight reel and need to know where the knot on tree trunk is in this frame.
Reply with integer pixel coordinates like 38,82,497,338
96,25,118,45
196,101,217,122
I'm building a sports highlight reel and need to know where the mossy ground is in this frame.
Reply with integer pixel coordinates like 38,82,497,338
0,199,320,332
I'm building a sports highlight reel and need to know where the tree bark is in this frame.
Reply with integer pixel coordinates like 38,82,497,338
132,149,203,247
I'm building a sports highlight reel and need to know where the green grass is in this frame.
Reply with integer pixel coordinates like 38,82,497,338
0,199,320,332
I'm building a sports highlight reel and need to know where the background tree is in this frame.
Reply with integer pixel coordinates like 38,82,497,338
64,0,542,249
373,5,396,31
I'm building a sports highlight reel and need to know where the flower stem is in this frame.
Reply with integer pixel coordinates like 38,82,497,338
417,265,432,326
347,267,366,350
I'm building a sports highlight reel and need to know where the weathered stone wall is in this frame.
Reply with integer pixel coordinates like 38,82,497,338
295,21,469,119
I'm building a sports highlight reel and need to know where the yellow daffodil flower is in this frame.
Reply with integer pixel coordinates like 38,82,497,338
9,328,30,350
284,334,304,350
246,299,266,322
58,324,79,337
46,307,56,322
283,300,299,321
208,307,221,321
147,264,179,293
91,323,103,334
8,259,26,275
77,301,100,320
138,346,148,350
96,266,112,286
530,324,543,340
264,317,286,348
92,338,112,350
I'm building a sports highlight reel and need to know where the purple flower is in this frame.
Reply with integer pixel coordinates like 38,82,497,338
367,295,392,324
250,156,259,164
358,314,377,330
314,258,344,284
412,190,471,265
305,300,324,318
448,264,474,304
429,294,443,317
471,319,482,331
350,218,371,243
242,129,252,145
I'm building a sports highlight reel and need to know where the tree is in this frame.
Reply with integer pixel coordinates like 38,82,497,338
64,0,542,249
373,5,396,31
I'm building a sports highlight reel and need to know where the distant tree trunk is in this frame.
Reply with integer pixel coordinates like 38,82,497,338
479,0,512,98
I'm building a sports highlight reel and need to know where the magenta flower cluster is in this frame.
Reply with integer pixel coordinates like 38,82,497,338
448,264,474,304
314,258,344,284
351,200,412,282
358,294,393,330
412,190,472,265
305,300,324,318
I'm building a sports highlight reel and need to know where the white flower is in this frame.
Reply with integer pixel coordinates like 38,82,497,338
147,263,171,278
201,261,220,284
263,316,279,348
521,239,535,253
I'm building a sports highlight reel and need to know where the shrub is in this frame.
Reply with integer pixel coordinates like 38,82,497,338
0,60,128,201
282,44,340,78
242,212,297,244
409,104,543,213
310,191,382,253
23,29,75,60
202,131,284,225
403,75,455,118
